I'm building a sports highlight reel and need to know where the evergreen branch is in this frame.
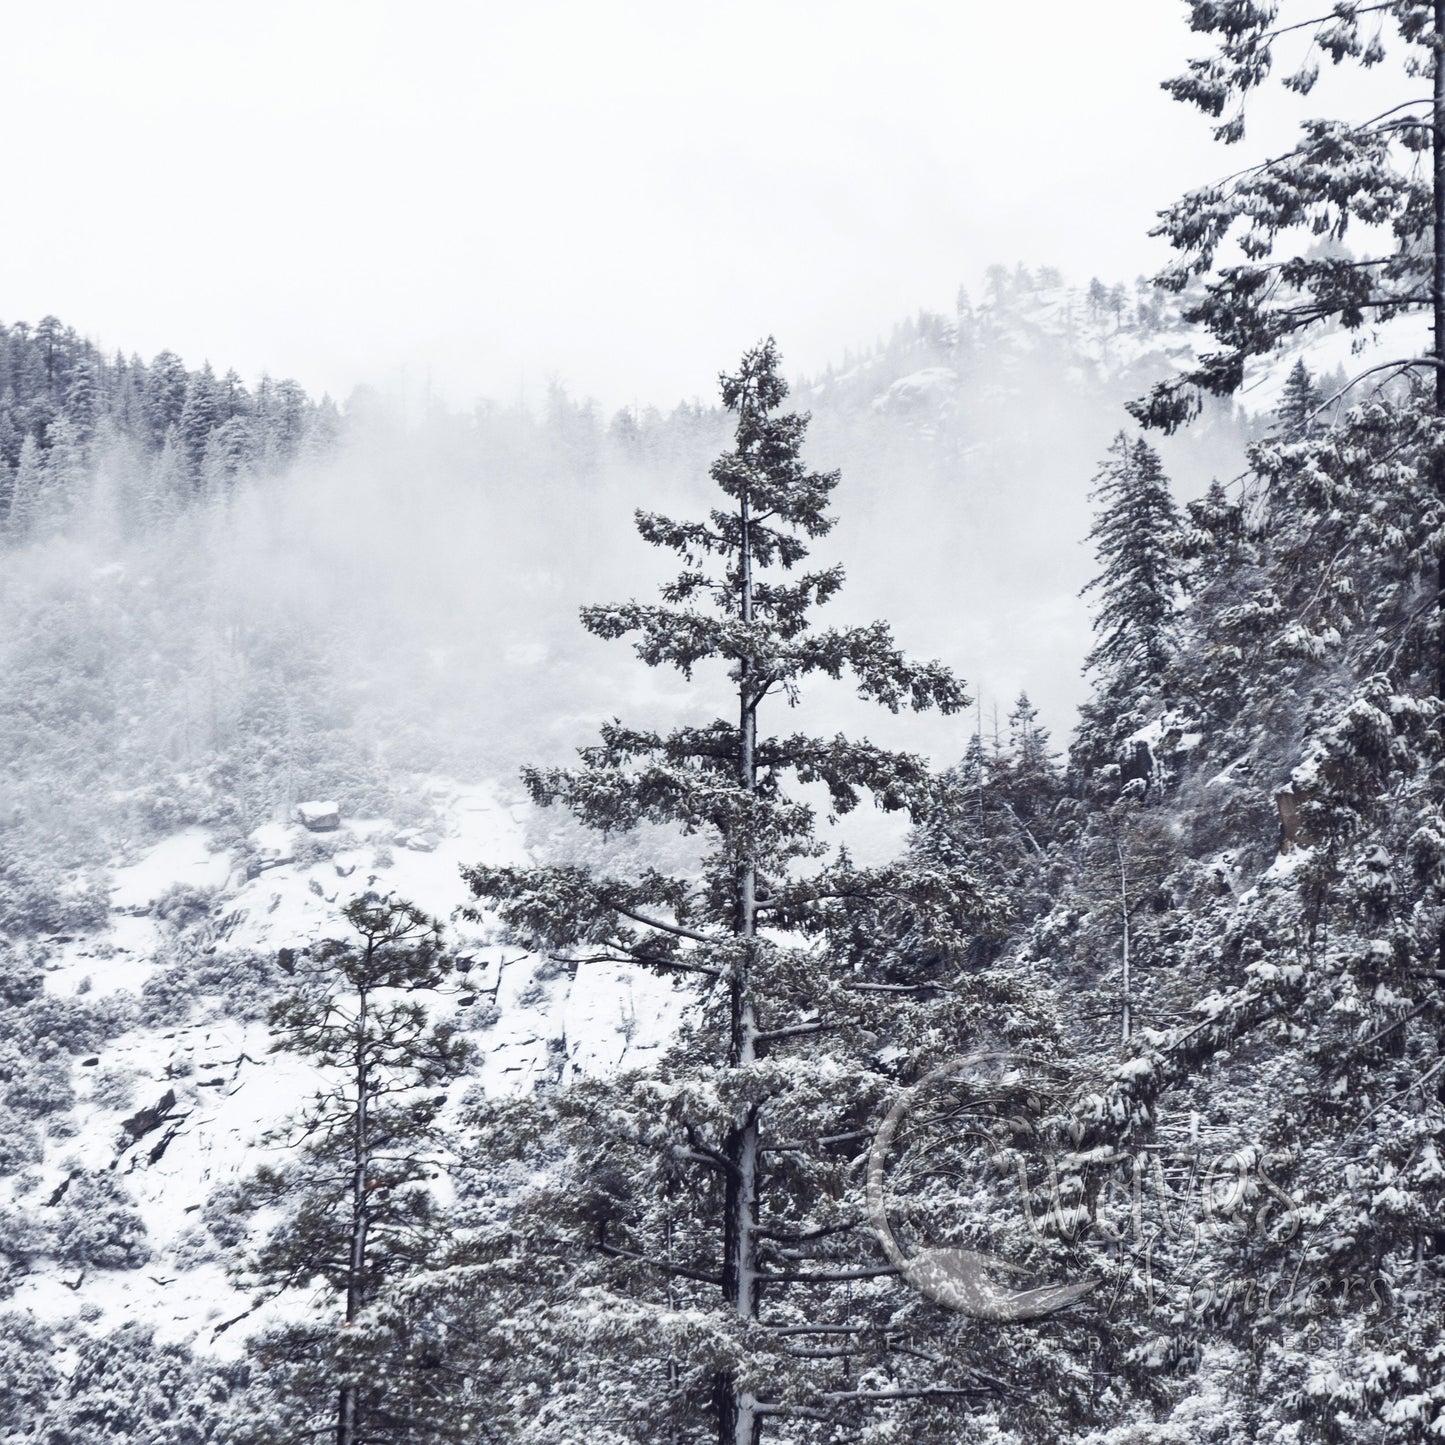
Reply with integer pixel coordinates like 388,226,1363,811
1347,1056,1445,1137
610,904,720,946
635,509,727,560
1359,998,1434,1047
675,1147,734,1174
760,1131,872,1152
781,621,968,714
595,1229,723,1286
683,1124,738,1178
759,733,938,816
755,1220,861,1241
764,1265,899,1282
817,1385,996,1402
1312,356,1445,417
755,1021,838,1042
761,1324,874,1335
843,980,951,994
572,948,721,978
1156,95,1430,205
1252,5,1394,48
998,800,1046,857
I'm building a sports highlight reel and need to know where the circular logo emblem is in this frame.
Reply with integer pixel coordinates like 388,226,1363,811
866,1050,1101,1320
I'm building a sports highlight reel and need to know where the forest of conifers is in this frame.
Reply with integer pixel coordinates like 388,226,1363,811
3,4,1445,1443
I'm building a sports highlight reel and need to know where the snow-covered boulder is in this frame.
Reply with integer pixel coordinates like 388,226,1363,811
295,801,340,832
871,365,958,413
395,828,440,853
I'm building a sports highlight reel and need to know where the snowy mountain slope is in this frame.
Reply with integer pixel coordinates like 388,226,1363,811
807,270,1413,438
2,780,687,1358
4,270,1420,1439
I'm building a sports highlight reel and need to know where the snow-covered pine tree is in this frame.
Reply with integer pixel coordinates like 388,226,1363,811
4,435,43,539
1072,432,1185,793
64,356,99,441
177,363,222,485
455,340,1102,1443
200,416,257,498
1275,357,1326,443
909,701,1065,972
4,1318,248,1444
39,417,87,535
997,693,1060,830
234,895,474,1445
143,350,189,449
1077,423,1445,1433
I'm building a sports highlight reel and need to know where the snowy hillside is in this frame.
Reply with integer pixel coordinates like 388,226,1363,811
5,265,1441,1442
2,782,686,1360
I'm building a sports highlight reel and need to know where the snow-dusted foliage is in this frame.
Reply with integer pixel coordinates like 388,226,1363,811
1028,4,1445,1435
10,4,1445,1419
0,319,336,539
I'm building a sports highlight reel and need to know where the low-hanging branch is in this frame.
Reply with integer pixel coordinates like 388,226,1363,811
763,1264,899,1283
755,1219,861,1242
818,1385,995,1403
760,1131,871,1153
682,1124,739,1178
596,1227,723,1288
761,1323,876,1336
571,947,721,979
609,903,721,946
754,1020,839,1043
842,980,951,995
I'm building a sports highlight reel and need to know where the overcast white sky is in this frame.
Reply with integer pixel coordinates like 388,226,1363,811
6,2,1220,412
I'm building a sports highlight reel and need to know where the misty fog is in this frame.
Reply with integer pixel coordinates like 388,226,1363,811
0,271,1245,888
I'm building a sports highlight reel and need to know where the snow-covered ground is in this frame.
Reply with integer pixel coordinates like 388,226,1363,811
4,779,688,1355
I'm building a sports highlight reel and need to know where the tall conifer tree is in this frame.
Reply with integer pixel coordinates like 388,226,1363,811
237,896,473,1445
4,436,42,539
1073,433,1184,789
457,340,1069,1443
1275,357,1325,442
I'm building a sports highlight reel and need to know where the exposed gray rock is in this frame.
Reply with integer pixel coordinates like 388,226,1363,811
296,801,340,832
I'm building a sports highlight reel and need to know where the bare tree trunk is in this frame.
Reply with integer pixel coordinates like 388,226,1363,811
1435,0,1445,701
337,981,371,1445
722,388,763,1445
734,439,757,1075
1434,1,1445,982
1117,841,1132,1044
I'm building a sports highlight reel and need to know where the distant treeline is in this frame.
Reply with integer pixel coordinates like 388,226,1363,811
0,272,1192,544
0,317,339,537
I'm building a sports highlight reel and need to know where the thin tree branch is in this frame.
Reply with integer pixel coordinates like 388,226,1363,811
755,1021,838,1042
819,1385,991,1402
765,1265,899,1283
761,1131,872,1153
756,1220,861,1242
596,1233,723,1287
1360,999,1434,1048
610,904,720,946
